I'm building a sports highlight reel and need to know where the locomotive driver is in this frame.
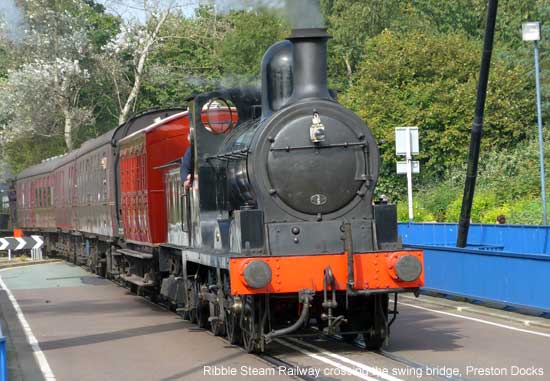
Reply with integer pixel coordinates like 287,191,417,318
180,128,194,188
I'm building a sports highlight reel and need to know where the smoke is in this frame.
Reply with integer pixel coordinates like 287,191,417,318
203,0,325,29
286,0,324,29
0,0,25,42
183,74,259,89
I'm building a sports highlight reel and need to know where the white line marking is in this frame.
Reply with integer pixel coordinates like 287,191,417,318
397,301,550,338
398,295,550,329
285,337,405,381
0,275,56,380
274,338,382,381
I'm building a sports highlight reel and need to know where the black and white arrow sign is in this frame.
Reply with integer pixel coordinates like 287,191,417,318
0,236,44,251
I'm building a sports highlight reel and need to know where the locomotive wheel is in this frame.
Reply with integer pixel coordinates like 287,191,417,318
196,283,209,329
363,294,389,350
210,298,226,336
197,303,209,328
241,296,259,353
340,294,389,349
225,307,242,345
181,306,197,324
181,278,198,323
364,329,386,350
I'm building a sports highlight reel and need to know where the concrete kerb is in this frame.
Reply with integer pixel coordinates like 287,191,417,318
398,294,550,330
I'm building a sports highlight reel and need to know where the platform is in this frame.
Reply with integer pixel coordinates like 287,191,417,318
0,263,292,381
0,262,549,381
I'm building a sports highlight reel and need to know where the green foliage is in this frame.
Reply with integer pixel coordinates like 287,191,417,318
445,192,499,223
508,199,548,225
321,0,404,89
218,8,289,79
418,182,462,222
397,200,435,222
137,11,222,110
3,135,66,173
414,133,550,224
342,30,533,182
79,0,121,51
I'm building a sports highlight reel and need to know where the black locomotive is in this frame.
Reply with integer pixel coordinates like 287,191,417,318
158,27,424,352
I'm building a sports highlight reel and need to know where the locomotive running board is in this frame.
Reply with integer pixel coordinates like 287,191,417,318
120,274,155,288
116,248,153,260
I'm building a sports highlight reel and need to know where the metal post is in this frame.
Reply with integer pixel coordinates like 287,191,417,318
457,0,498,247
534,40,547,225
406,127,414,223
7,250,10,261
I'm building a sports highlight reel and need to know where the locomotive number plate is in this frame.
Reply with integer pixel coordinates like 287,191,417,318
310,193,327,206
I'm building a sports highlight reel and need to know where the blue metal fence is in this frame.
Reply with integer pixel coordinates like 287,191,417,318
398,223,550,316
0,321,6,381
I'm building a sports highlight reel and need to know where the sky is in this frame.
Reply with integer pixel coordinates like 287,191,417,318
95,0,202,21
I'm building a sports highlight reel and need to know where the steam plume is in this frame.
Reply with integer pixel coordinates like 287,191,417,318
202,0,325,28
0,0,25,42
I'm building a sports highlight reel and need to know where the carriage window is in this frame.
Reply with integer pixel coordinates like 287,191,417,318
202,98,237,135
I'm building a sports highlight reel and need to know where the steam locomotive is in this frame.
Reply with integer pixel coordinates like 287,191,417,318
14,27,424,352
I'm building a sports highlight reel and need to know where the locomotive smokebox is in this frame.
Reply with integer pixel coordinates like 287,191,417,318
287,28,332,102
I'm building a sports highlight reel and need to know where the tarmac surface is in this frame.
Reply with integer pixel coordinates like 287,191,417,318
0,262,549,381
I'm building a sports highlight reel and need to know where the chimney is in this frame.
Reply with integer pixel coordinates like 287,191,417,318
287,28,332,102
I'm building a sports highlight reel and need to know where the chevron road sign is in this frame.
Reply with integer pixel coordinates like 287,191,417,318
0,236,44,251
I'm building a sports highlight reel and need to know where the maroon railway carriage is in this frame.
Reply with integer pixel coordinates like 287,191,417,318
14,108,186,272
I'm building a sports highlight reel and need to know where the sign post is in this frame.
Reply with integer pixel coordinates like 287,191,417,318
522,21,547,224
396,127,420,223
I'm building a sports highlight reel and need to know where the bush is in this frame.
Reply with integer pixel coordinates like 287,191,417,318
444,192,499,223
479,204,512,224
342,29,533,183
417,182,462,221
508,199,548,225
397,200,435,222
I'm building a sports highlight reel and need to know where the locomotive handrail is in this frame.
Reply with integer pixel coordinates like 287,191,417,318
205,149,249,161
269,141,366,151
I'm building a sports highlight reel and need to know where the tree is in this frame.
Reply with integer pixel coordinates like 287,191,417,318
218,8,289,79
406,0,550,122
342,30,534,198
136,6,228,109
0,0,95,151
101,0,177,125
321,0,405,89
0,58,92,151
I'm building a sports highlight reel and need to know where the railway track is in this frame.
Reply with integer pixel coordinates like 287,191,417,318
98,265,462,381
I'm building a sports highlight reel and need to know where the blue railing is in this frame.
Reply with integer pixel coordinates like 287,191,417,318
0,321,6,381
398,223,550,316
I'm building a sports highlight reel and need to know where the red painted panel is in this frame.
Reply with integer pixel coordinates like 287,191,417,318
118,112,191,244
145,116,190,243
229,251,424,295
